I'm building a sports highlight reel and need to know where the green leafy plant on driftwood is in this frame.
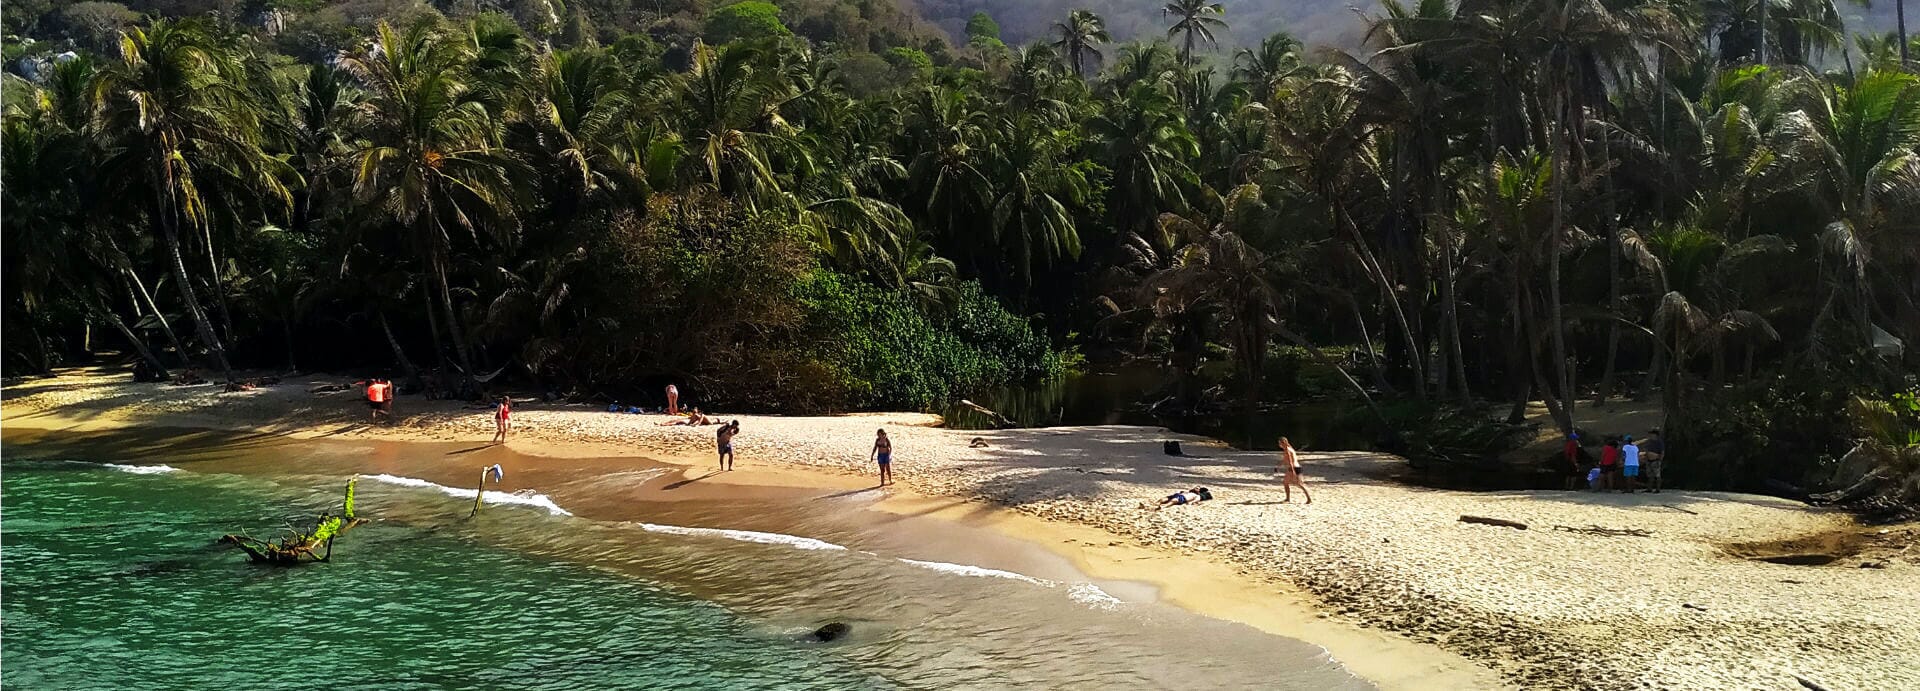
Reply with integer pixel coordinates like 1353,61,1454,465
220,478,366,565
1813,392,1920,524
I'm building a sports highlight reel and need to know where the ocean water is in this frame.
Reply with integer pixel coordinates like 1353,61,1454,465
1,456,1371,690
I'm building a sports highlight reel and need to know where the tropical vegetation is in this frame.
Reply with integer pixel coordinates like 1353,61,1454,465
3,0,1917,499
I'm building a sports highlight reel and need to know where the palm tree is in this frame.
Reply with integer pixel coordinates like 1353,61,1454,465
987,115,1089,286
1232,33,1304,104
343,19,522,388
904,87,994,248
1051,10,1112,80
674,41,792,205
1090,81,1198,235
90,18,289,382
524,47,640,212
1162,0,1228,68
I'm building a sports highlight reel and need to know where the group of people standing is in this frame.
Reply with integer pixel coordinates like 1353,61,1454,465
1566,430,1666,493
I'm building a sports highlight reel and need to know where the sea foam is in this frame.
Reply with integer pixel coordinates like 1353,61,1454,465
1067,583,1123,609
362,474,574,516
635,523,848,551
103,463,180,475
897,558,1052,586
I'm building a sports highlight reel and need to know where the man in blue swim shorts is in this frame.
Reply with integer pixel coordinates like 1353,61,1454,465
716,420,739,471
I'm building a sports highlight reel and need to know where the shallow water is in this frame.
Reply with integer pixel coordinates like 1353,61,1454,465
2,450,1371,690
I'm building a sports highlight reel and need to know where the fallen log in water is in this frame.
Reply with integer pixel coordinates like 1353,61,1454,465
222,478,364,565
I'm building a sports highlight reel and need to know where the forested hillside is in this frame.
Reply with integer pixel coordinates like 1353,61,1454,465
3,0,1918,502
913,0,1915,52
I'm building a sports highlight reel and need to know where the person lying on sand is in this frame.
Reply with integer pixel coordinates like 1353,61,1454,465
658,408,713,426
1150,487,1212,510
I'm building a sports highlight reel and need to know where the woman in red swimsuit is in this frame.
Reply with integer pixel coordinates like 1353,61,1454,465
492,396,512,444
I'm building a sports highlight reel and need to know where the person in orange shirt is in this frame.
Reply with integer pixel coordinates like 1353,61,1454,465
366,378,392,424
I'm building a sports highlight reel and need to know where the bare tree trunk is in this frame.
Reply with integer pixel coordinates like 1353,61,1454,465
378,310,422,388
1347,295,1392,392
1437,206,1470,404
158,189,233,382
102,310,168,380
1334,197,1426,398
122,269,187,366
1546,80,1575,433
1598,135,1621,406
1899,0,1910,65
202,225,236,345
436,260,478,393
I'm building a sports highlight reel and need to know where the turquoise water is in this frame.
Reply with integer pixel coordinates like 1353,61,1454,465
1,461,887,689
2,454,1371,690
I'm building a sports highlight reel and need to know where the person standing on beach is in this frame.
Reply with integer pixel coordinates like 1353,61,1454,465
365,378,392,424
871,429,893,486
1641,429,1665,493
665,383,680,415
1276,437,1312,504
492,396,512,444
1599,438,1620,491
1620,435,1641,493
716,420,739,471
1563,432,1582,490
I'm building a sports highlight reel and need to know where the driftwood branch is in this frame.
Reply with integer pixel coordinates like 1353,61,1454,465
1459,515,1529,530
1553,524,1652,537
958,400,1015,428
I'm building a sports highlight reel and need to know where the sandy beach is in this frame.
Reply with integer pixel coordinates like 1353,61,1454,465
5,368,1917,690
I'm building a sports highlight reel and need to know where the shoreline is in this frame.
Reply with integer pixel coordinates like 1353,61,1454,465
6,369,1918,690
1,422,1496,690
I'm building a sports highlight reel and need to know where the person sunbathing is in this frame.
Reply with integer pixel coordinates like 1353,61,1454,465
1152,487,1213,510
657,408,713,426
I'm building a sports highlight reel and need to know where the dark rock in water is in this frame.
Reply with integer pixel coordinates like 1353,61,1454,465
810,622,850,642
1163,441,1183,456
126,559,193,576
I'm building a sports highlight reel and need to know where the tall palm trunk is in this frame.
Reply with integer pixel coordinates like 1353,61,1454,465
433,253,478,394
1597,133,1622,405
1332,194,1425,398
202,224,236,343
378,310,422,388
1347,294,1392,391
1900,0,1910,65
102,308,169,380
122,268,187,366
1545,79,1574,433
158,186,233,382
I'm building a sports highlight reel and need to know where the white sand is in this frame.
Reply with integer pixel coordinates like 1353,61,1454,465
6,368,1917,690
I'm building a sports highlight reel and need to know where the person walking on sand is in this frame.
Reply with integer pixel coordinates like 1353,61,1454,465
1276,437,1312,504
1620,434,1641,493
716,420,739,471
1641,429,1666,493
870,429,893,486
492,396,512,444
365,378,392,424
665,383,680,415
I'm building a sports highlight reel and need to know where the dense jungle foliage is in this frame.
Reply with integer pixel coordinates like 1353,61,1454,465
3,0,1917,496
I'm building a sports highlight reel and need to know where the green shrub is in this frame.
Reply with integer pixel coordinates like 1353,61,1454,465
964,11,999,40
793,271,1060,411
703,1,789,44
